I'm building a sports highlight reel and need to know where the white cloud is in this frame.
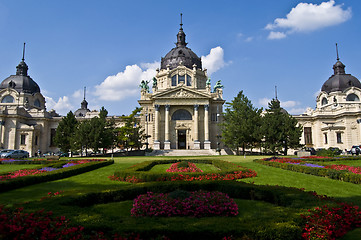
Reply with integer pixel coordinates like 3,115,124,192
245,37,254,42
94,62,159,101
237,33,243,38
266,0,351,39
281,100,300,108
268,31,287,40
45,95,74,115
201,46,228,75
287,107,308,115
259,97,271,108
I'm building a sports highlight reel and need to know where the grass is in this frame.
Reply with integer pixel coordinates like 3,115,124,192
0,164,42,174
1,155,361,239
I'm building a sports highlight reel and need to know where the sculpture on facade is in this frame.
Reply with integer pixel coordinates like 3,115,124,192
152,77,157,88
139,80,150,92
206,78,211,86
213,80,224,92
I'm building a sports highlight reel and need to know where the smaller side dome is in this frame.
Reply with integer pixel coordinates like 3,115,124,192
321,44,361,93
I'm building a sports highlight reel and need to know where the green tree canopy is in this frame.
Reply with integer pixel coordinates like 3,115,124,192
221,91,263,155
54,111,78,154
262,99,302,155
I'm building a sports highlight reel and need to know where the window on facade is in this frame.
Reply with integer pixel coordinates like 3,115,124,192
346,93,360,101
324,133,328,144
304,127,312,145
35,135,38,145
171,75,177,86
171,109,192,120
20,134,26,145
1,95,14,103
211,113,219,122
178,75,185,84
321,97,328,105
50,128,56,147
34,99,41,107
186,74,192,86
336,132,342,143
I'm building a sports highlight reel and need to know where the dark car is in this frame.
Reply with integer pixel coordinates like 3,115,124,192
0,150,29,158
294,147,316,155
351,145,361,155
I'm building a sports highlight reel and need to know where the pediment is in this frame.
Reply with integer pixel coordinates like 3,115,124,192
152,87,210,99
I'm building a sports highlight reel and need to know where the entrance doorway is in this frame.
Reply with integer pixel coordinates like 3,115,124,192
178,130,186,149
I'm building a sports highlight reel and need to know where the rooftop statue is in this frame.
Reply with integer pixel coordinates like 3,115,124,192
213,80,224,92
152,77,157,88
206,78,211,86
139,80,150,92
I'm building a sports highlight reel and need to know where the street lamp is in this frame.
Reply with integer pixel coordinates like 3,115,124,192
145,108,149,151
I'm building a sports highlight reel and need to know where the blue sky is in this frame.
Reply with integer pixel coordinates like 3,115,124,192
0,0,360,116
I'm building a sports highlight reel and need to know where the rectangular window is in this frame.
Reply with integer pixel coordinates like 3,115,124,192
186,75,192,86
35,135,38,145
50,128,56,147
324,133,328,144
337,132,342,143
304,127,312,145
20,134,26,145
178,75,185,84
171,75,177,86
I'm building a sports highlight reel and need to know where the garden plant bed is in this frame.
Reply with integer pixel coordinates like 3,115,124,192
255,156,361,184
2,155,361,239
110,159,257,183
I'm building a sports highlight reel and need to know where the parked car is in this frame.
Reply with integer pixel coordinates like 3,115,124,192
1,150,29,158
55,151,68,157
351,145,361,155
294,147,316,155
0,149,13,155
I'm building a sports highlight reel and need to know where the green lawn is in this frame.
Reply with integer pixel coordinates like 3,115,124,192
1,155,361,239
0,164,42,174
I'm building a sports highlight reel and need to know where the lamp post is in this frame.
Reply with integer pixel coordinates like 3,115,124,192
216,108,221,155
145,108,149,151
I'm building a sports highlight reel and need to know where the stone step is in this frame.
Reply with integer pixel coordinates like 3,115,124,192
146,149,221,156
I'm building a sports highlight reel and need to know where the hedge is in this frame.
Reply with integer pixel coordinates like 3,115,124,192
62,181,331,240
255,159,361,184
0,160,114,192
112,159,256,182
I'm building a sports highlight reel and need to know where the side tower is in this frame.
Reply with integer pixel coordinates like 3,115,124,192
138,15,225,150
296,44,361,151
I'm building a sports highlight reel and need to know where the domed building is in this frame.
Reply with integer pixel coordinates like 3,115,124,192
138,17,225,150
0,45,60,156
295,45,361,151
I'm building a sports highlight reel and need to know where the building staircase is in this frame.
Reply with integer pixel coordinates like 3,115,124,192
146,149,229,156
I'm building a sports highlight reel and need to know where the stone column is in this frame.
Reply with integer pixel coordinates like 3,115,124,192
164,105,171,150
154,104,160,150
194,104,200,149
204,105,211,149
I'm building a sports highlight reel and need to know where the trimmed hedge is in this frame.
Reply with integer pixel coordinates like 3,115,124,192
63,181,328,240
0,160,114,192
112,159,256,182
255,159,361,184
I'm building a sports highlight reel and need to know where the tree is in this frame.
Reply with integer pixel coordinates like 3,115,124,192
54,111,78,155
221,91,263,155
73,119,92,156
115,107,145,151
262,99,302,155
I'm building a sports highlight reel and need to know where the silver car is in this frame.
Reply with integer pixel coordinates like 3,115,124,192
0,150,29,158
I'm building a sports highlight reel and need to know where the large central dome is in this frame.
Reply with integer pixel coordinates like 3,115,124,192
160,21,202,70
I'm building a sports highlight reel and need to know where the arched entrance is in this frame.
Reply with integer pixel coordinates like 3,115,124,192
172,109,192,149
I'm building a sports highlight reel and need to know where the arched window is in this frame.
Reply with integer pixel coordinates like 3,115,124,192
346,93,360,101
171,109,192,120
34,99,41,107
321,97,328,105
178,75,185,84
1,95,14,103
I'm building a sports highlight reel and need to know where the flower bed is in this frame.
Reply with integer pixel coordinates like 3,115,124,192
302,202,361,240
166,161,203,173
255,158,361,184
0,159,113,192
131,190,238,217
110,159,257,183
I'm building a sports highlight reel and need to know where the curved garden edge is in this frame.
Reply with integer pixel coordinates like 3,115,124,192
254,158,361,184
0,160,114,193
110,159,257,182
